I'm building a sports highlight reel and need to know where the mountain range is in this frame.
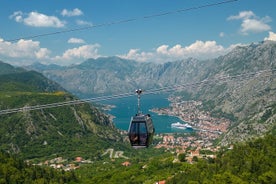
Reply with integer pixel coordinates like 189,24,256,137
0,40,275,183
27,40,276,144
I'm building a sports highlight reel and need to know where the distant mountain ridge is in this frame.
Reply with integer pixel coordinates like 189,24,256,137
0,60,25,75
26,41,275,97
0,70,64,92
28,56,208,97
26,40,276,144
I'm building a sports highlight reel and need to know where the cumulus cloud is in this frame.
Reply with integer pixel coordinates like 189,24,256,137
35,48,50,59
227,11,255,20
0,38,50,59
120,49,154,62
264,31,276,41
68,38,85,44
0,38,51,65
228,11,271,35
61,8,83,17
53,44,101,64
0,37,101,65
10,11,65,28
241,18,271,34
119,40,227,63
0,36,251,66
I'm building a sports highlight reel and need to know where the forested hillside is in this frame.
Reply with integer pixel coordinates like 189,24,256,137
1,131,274,183
72,134,275,183
167,134,276,184
0,62,126,160
0,151,78,183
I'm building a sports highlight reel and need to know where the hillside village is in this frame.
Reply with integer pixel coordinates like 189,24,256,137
150,96,232,160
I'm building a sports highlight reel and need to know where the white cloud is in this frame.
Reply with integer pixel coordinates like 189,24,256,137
241,18,271,34
68,38,85,44
35,48,51,59
227,11,255,20
185,40,225,54
53,44,101,64
119,40,227,63
9,11,23,22
61,8,83,17
120,49,153,62
156,45,169,55
264,31,276,41
0,36,102,65
5,34,274,66
0,38,50,59
228,11,271,35
10,11,65,28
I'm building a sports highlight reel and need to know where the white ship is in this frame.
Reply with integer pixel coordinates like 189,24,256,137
171,122,193,130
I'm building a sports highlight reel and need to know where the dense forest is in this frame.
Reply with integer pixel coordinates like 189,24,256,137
74,133,275,183
0,151,78,184
167,134,276,184
1,133,274,183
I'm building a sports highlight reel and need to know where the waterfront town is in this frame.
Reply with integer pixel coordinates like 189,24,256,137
150,96,231,140
150,96,232,160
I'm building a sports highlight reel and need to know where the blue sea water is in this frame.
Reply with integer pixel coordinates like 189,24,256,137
101,93,192,133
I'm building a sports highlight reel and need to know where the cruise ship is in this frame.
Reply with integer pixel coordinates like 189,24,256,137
171,122,193,130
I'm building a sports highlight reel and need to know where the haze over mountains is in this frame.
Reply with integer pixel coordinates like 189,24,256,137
27,40,276,144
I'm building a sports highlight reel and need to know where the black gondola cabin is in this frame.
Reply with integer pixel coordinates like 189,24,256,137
128,89,154,148
128,113,154,148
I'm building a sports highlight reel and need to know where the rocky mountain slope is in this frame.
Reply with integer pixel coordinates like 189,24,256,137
212,42,275,144
188,41,276,145
27,40,276,145
28,56,209,97
0,62,125,159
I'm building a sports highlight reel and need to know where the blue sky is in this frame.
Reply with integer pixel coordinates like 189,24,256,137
1,0,276,66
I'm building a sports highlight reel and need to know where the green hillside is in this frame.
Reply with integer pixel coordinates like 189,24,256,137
71,134,275,183
0,151,78,184
0,71,64,93
1,132,274,183
0,60,25,75
167,134,276,184
0,62,126,160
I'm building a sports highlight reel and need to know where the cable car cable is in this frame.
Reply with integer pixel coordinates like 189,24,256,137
0,68,274,115
6,0,239,42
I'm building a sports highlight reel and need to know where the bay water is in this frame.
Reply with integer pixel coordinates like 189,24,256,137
101,93,191,133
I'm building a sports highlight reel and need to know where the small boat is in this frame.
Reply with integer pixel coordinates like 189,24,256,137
171,122,192,130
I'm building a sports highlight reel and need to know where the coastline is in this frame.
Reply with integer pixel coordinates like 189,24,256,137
149,108,193,124
149,97,230,135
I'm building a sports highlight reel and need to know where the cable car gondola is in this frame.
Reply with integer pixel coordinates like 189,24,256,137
128,89,154,148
